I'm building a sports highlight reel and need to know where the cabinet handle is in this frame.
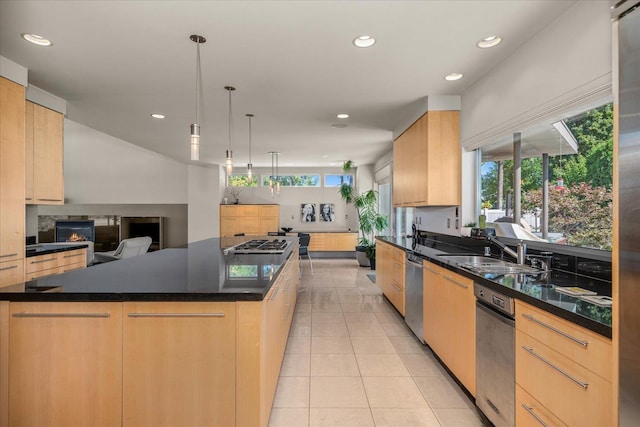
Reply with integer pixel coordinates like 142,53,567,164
392,283,403,292
37,198,63,202
521,313,589,347
31,257,57,264
443,274,469,289
64,253,84,258
0,253,18,258
521,346,589,389
13,312,110,318
423,266,441,275
128,313,225,318
269,287,280,301
0,264,18,271
521,404,550,427
25,197,33,201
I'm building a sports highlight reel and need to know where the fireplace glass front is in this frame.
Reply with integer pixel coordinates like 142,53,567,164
55,220,95,243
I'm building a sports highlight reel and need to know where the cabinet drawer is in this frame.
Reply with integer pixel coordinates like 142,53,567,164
59,249,86,265
58,261,86,274
259,205,278,216
515,300,611,381
442,270,473,290
516,384,567,427
387,282,405,316
390,247,405,264
0,259,24,288
516,330,612,427
25,254,61,274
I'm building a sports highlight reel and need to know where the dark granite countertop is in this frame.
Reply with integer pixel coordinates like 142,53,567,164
378,235,612,338
25,243,90,257
1,237,297,302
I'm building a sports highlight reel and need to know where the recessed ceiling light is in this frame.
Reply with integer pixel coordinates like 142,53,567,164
332,123,348,128
353,35,376,48
444,73,463,81
477,35,502,49
337,113,349,119
151,113,165,119
21,33,52,46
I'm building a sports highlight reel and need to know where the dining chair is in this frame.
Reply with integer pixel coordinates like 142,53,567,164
297,232,313,275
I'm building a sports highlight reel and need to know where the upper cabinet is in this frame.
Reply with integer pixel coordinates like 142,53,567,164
25,101,64,205
0,77,26,286
220,204,279,237
393,110,461,207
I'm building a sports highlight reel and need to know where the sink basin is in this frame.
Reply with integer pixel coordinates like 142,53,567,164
438,255,541,275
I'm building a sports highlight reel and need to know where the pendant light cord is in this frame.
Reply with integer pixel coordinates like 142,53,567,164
195,40,200,125
248,116,252,164
228,89,233,151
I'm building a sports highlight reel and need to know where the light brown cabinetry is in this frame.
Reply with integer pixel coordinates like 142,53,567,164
423,260,475,395
307,232,358,251
376,240,405,315
123,302,236,427
393,110,461,207
8,302,123,426
220,204,279,236
0,77,25,287
25,100,64,205
24,248,87,281
515,300,612,427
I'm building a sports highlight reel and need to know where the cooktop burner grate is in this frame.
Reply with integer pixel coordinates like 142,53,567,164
230,239,291,254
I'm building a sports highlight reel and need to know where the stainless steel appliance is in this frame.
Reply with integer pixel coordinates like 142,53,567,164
405,253,425,343
228,239,291,254
475,282,515,427
614,1,640,424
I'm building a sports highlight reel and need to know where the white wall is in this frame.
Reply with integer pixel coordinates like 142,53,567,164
461,1,612,149
188,165,223,242
63,120,188,204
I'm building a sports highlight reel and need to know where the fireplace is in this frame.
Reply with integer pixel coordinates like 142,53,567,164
55,220,95,243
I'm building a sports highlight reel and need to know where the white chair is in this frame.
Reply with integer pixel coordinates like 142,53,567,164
93,236,152,263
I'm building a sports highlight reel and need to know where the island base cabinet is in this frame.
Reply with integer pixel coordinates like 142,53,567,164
8,302,123,427
122,302,236,427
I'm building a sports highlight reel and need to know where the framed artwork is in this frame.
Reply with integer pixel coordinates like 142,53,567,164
300,203,316,222
319,203,335,222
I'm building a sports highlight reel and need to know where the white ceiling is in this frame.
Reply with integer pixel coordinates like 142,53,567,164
0,0,577,168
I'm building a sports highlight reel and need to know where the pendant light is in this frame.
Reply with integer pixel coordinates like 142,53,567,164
245,114,254,183
276,152,281,195
224,86,236,175
189,35,205,161
269,151,280,196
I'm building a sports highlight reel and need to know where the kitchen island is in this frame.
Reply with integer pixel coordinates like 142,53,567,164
0,236,300,427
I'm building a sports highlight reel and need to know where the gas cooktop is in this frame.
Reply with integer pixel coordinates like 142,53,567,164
228,239,291,254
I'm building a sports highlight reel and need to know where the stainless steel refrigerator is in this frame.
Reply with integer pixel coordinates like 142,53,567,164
614,1,640,425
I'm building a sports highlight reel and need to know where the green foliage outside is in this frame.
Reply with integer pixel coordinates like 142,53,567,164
481,104,613,250
228,175,258,187
260,175,320,187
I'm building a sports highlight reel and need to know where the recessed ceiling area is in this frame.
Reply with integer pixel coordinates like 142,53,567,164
0,1,577,168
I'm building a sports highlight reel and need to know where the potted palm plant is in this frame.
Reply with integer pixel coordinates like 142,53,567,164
339,161,389,269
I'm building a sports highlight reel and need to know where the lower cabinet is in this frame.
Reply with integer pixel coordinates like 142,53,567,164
8,302,123,427
515,300,612,427
0,259,24,289
423,260,475,396
376,240,405,315
25,248,87,281
123,302,236,426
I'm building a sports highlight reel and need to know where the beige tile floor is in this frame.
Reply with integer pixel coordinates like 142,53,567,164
269,258,487,427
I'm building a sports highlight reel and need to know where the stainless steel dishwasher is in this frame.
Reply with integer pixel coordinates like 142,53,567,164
475,282,515,427
405,253,425,344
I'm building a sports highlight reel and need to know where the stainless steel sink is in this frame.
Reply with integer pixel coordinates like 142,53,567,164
438,255,541,275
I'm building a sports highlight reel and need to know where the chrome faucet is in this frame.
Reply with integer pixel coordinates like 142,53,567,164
487,236,527,265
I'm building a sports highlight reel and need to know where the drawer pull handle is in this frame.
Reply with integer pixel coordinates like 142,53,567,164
1,253,18,258
522,404,550,427
128,313,225,318
0,265,18,271
269,287,280,301
64,253,84,258
31,258,57,264
392,283,403,292
423,266,441,275
13,312,110,318
37,198,63,202
443,275,469,289
522,346,589,389
283,303,292,320
522,313,589,347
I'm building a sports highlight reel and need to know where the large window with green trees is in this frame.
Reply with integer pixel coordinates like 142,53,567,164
481,103,613,250
260,175,320,187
